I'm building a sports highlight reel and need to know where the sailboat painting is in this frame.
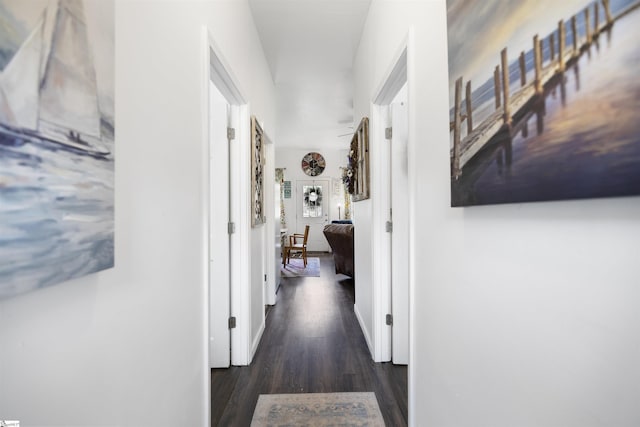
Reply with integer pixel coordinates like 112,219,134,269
0,0,114,299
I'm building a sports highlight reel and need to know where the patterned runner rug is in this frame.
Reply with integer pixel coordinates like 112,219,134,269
250,392,384,426
280,257,320,277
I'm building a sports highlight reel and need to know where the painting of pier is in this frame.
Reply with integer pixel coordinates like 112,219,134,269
0,0,114,299
447,0,640,206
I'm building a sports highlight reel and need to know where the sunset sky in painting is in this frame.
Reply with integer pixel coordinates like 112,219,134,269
447,0,592,100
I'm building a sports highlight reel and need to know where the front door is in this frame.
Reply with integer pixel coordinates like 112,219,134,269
296,179,330,252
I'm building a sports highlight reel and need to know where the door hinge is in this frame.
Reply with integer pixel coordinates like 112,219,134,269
228,222,236,234
385,127,392,139
264,274,267,282
386,314,393,326
385,221,393,233
227,127,236,140
228,316,237,329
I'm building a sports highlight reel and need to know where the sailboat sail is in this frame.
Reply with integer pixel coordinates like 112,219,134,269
39,0,101,138
40,0,60,81
0,0,108,155
0,86,17,125
0,13,45,129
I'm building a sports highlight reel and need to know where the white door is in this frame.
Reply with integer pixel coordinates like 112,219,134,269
209,82,231,368
391,91,409,365
296,179,330,252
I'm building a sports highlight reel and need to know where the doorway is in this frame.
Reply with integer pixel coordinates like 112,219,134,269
389,83,409,365
368,39,413,424
204,28,254,372
208,81,232,368
370,45,410,366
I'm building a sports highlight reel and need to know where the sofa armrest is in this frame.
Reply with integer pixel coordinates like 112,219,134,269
323,224,354,278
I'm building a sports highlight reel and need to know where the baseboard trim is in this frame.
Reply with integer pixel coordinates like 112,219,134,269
354,303,374,358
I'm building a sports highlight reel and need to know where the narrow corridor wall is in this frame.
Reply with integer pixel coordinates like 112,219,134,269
0,1,276,425
355,0,640,426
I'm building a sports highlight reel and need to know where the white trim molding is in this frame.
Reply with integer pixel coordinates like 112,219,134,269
202,26,253,377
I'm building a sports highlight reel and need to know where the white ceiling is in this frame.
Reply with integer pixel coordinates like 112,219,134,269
248,0,372,150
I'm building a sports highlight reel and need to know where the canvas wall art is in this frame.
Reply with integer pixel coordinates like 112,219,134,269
0,0,115,299
447,0,640,206
251,116,265,226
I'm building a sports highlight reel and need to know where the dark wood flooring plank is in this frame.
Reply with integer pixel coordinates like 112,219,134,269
211,253,408,426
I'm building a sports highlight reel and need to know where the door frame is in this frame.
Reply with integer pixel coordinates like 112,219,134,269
369,28,416,425
201,26,253,423
207,78,231,369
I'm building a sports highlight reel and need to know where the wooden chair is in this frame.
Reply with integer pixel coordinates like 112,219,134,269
283,225,310,267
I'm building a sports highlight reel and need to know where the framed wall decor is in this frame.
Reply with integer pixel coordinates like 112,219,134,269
447,0,640,206
283,181,292,199
347,117,370,202
251,116,266,226
0,0,115,299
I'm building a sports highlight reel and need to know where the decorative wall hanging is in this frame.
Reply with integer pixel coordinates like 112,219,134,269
333,178,342,195
447,0,640,206
251,116,266,226
344,180,352,219
283,181,292,199
0,0,115,299
345,117,370,202
301,152,326,176
275,168,286,227
340,166,351,219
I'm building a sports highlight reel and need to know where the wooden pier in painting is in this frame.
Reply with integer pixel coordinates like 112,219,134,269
450,0,640,179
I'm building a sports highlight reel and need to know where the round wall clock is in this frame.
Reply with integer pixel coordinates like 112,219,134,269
301,152,326,176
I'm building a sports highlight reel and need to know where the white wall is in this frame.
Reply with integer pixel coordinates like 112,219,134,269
275,147,348,235
250,221,267,354
355,1,640,426
0,1,275,425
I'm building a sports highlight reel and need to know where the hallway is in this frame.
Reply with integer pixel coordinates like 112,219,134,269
211,254,407,426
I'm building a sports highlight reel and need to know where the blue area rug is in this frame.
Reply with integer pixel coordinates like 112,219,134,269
251,392,384,426
280,257,320,277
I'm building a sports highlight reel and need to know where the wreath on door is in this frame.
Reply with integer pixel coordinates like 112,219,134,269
303,186,322,206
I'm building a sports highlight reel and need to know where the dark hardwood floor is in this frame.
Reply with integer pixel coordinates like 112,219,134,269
211,253,408,426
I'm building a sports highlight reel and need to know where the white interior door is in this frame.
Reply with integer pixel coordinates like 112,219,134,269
391,90,409,365
209,82,231,368
296,179,330,252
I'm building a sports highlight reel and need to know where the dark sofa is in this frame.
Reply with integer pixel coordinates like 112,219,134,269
323,223,354,278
